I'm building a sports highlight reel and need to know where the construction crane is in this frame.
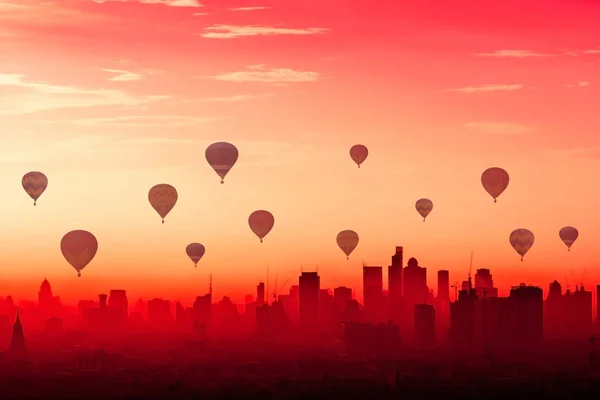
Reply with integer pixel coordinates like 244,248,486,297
273,278,291,302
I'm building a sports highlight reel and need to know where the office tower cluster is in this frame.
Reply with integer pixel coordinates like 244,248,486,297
0,252,598,357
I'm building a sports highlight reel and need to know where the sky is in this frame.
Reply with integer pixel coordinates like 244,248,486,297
0,0,599,304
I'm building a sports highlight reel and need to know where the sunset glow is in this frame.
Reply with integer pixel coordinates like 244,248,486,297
1,0,599,304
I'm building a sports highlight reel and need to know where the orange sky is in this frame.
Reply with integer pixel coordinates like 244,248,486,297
1,0,599,304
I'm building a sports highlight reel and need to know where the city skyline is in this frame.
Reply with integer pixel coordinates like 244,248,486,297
1,0,600,300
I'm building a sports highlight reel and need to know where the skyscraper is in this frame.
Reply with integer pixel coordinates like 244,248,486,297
299,272,320,329
508,284,544,345
8,308,26,355
388,246,403,303
474,269,498,298
363,266,384,322
403,258,428,306
257,282,265,305
437,270,449,302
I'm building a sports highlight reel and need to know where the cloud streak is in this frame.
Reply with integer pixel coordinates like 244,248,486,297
49,115,219,127
201,25,329,39
92,0,204,6
228,6,271,11
101,68,143,81
473,50,555,58
466,122,534,135
209,65,320,83
0,73,169,114
444,84,525,93
201,93,277,102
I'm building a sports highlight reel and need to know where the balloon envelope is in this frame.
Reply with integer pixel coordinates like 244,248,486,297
22,171,48,206
415,198,433,221
509,229,534,261
148,184,178,223
205,142,238,183
186,243,206,267
248,210,275,243
559,226,578,251
60,230,98,277
349,144,368,168
481,167,509,203
337,230,359,260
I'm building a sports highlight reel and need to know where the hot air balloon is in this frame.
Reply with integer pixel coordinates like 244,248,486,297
509,229,534,261
148,184,178,223
349,144,368,168
186,243,206,267
337,230,359,260
248,210,275,243
415,198,433,222
559,226,579,251
205,142,238,184
481,167,509,203
60,230,98,277
22,171,48,206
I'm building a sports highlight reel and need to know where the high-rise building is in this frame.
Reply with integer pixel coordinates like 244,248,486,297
257,282,265,305
299,272,320,329
363,266,384,322
388,247,403,303
508,284,543,345
333,286,352,314
108,290,128,323
596,285,600,327
148,298,172,327
437,270,449,302
8,308,26,355
474,269,498,298
414,304,435,347
403,258,428,306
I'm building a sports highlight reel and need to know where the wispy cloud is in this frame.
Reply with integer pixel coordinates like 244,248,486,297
209,65,320,83
0,73,169,115
47,115,219,127
473,50,556,58
566,81,591,88
228,6,271,11
201,93,277,102
466,122,534,135
201,25,329,39
583,48,600,54
101,68,143,81
92,0,204,6
444,84,525,93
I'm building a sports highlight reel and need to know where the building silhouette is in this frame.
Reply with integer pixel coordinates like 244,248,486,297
414,304,435,347
299,272,320,330
388,246,403,304
8,308,26,355
508,284,543,346
363,266,384,322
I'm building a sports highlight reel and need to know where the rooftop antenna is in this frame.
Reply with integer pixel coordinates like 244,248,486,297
209,274,212,295
273,274,278,302
468,251,474,291
266,265,270,304
565,274,570,291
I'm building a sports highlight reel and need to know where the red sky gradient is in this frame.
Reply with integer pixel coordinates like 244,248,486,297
1,0,599,305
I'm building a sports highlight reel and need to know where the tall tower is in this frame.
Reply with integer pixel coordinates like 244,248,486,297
8,308,27,355
388,246,403,303
363,266,384,322
437,270,450,302
299,272,320,329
